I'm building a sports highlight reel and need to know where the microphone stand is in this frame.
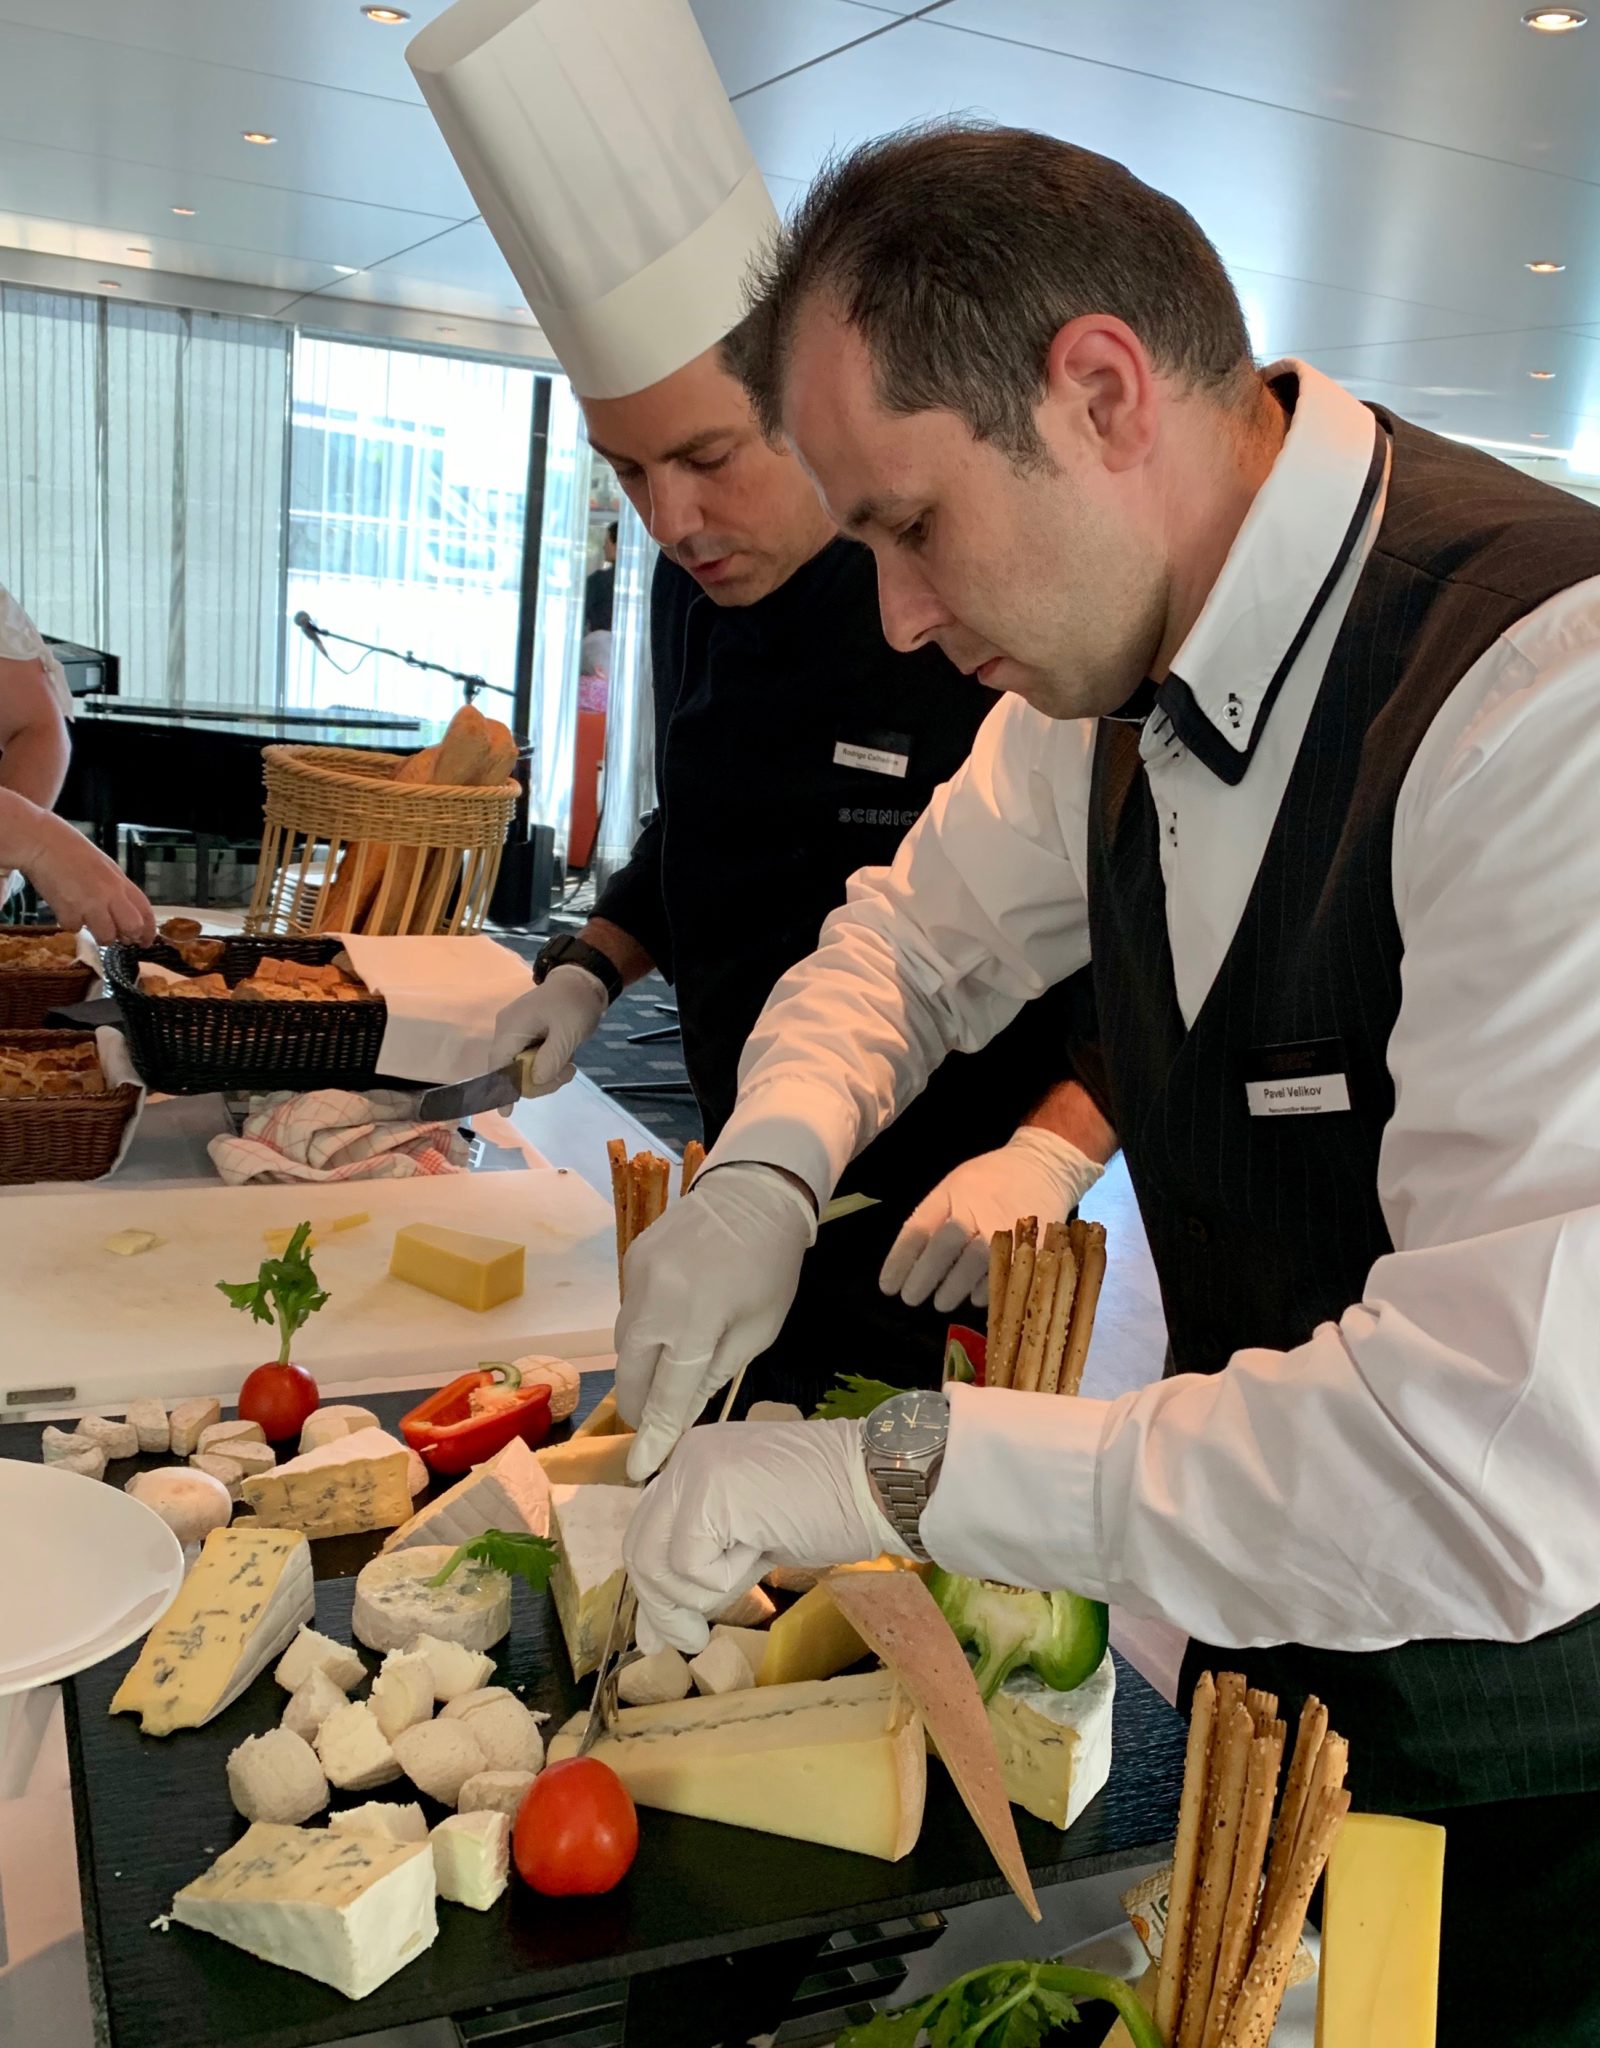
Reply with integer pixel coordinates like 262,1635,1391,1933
295,615,513,709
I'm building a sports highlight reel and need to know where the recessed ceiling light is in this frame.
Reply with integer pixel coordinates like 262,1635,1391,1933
437,325,457,335
1526,259,1567,273
97,280,121,290
362,4,411,19
127,246,150,256
332,264,359,275
1530,430,1551,438
1530,369,1557,379
242,131,277,146
1522,7,1587,29
171,206,196,217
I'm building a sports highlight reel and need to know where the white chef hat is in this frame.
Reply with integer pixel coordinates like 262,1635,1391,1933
408,0,778,399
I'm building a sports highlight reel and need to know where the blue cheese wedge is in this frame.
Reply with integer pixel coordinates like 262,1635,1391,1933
351,1547,512,1655
242,1428,414,1540
110,1526,313,1737
548,1484,637,1680
172,1822,436,1999
985,1652,1116,1831
381,1436,551,1554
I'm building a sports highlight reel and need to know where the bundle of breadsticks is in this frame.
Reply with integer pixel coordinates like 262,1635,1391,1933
607,1138,704,1294
1150,1675,1349,2048
984,1214,1107,1394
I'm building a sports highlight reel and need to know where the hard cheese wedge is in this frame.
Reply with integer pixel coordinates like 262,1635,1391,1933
549,1670,925,1861
1316,1812,1445,2048
535,1432,636,1487
548,1483,636,1679
242,1427,414,1539
382,1436,551,1553
172,1823,436,2000
111,1526,313,1737
757,1561,918,1686
389,1223,524,1311
985,1652,1115,1830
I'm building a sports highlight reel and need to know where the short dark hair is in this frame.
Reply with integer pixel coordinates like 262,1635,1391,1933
605,520,618,543
732,123,1255,462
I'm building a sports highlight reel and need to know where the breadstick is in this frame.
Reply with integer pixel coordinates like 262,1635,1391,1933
1043,1219,1072,1256
1214,1671,1246,1726
988,1238,1034,1389
606,1139,630,1294
1177,1700,1254,2048
1201,1719,1285,2048
1014,1214,1038,1250
645,1153,671,1229
986,1231,1012,1358
1244,1689,1278,1738
1058,1219,1106,1396
1288,1730,1348,1872
1154,1671,1216,2042
1037,1242,1079,1396
1220,1786,1350,2048
626,1152,648,1257
1068,1214,1089,1261
1259,1697,1327,1928
1012,1247,1061,1393
680,1140,705,1195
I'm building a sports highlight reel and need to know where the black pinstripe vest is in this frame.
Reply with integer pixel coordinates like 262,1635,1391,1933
1088,409,1600,1812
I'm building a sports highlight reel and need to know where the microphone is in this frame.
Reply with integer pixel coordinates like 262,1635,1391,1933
293,610,328,652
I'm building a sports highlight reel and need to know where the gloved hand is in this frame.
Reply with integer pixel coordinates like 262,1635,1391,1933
622,1417,907,1654
12,803,156,945
518,963,610,1096
614,1162,818,1480
879,1126,1104,1314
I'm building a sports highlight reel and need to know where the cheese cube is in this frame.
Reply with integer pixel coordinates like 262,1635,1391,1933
548,1484,637,1680
370,1653,436,1740
439,1689,544,1772
315,1701,402,1790
227,1729,329,1824
458,1770,536,1819
274,1625,367,1695
111,1527,314,1737
391,1720,485,1806
712,1584,776,1629
41,1424,95,1465
42,1437,107,1479
985,1652,1115,1831
105,1228,163,1257
74,1414,140,1460
172,1823,437,2000
430,1810,510,1911
327,1801,428,1845
242,1428,414,1540
168,1397,222,1456
190,1452,245,1498
352,1548,512,1655
405,1633,495,1703
690,1634,755,1697
389,1223,525,1311
1317,1812,1446,2048
382,1436,551,1553
199,1419,267,1454
298,1405,380,1455
617,1648,693,1707
282,1667,351,1744
709,1626,771,1683
125,1399,171,1454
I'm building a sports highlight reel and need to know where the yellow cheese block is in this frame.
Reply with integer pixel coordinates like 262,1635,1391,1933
535,1431,636,1486
1316,1812,1445,2048
548,1670,925,1860
389,1223,525,1311
757,1559,923,1687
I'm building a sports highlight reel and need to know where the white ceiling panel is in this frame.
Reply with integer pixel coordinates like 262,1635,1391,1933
1299,325,1600,443
1230,268,1487,360
308,217,528,324
691,0,922,98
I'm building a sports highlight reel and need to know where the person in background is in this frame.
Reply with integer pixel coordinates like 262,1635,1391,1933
577,628,612,714
0,581,153,942
583,521,617,635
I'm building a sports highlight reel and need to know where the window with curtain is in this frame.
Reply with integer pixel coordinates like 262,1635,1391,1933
593,500,657,891
0,284,287,707
285,334,535,726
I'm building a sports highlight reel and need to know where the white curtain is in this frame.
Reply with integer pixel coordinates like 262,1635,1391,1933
593,499,657,888
0,285,287,707
525,377,589,857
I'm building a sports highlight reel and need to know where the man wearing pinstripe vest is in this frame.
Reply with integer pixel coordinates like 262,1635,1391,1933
617,126,1600,2042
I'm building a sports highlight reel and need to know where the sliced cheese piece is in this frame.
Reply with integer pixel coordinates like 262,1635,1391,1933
264,1228,317,1255
439,1689,544,1772
75,1414,139,1460
617,1647,693,1706
405,1633,494,1703
327,1801,428,1845
391,1719,485,1805
105,1228,163,1257
298,1405,380,1456
431,1810,510,1911
389,1223,525,1311
382,1436,551,1554
535,1431,636,1487
759,1582,871,1686
199,1419,266,1454
315,1701,402,1790
548,1484,637,1680
168,1397,222,1456
275,1625,367,1695
458,1769,536,1819
227,1728,329,1824
220,1440,276,1477
40,1424,93,1465
690,1634,754,1697
172,1823,436,2000
571,1389,624,1438
708,1627,769,1683
111,1526,313,1737
282,1667,351,1745
985,1652,1115,1831
45,1440,107,1479
550,1670,925,1861
329,1211,370,1233
352,1547,512,1655
1316,1812,1446,2048
125,1398,171,1454
370,1653,435,1740
242,1428,413,1540
190,1452,245,1498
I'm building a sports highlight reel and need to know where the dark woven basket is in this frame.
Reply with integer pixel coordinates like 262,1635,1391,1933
0,1029,140,1185
0,925,97,1029
105,936,388,1095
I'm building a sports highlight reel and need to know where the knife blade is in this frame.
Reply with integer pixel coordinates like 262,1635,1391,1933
402,1047,541,1124
576,1579,639,1757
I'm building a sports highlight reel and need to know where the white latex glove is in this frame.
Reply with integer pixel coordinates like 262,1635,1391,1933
623,1418,908,1654
12,804,156,945
614,1162,818,1481
519,963,610,1095
879,1125,1105,1314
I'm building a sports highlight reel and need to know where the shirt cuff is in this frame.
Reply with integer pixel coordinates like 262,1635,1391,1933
921,1380,1111,1596
704,1081,864,1209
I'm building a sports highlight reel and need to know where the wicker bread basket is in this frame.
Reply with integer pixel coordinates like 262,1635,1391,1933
0,1029,139,1185
246,744,518,939
0,925,97,1029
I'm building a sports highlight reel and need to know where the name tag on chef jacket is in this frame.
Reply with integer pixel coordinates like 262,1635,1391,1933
1242,1039,1352,1117
833,730,911,779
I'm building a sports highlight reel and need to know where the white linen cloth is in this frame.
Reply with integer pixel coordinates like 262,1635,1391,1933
208,1088,469,1185
334,932,545,1084
709,359,1600,1656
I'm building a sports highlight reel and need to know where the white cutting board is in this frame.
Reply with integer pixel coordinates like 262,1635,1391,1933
0,1172,620,1411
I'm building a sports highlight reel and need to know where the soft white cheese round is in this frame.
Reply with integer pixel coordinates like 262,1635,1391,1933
353,1548,512,1654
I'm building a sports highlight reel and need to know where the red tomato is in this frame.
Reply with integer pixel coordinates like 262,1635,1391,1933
514,1757,638,1896
236,1362,320,1443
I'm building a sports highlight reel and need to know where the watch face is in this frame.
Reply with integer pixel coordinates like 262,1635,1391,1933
865,1390,948,1461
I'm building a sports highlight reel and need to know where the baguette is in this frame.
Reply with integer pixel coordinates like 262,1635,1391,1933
1059,1219,1107,1396
1012,1247,1061,1393
1201,1719,1285,2048
1154,1671,1216,2042
1177,1701,1254,2048
989,1238,1034,1389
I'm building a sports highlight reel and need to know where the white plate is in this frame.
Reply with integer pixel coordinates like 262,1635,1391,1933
0,1462,185,1696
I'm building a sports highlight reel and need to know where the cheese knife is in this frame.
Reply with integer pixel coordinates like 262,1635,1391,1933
397,1048,543,1124
576,1581,639,1757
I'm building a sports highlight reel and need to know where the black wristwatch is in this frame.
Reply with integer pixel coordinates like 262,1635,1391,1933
533,932,623,1006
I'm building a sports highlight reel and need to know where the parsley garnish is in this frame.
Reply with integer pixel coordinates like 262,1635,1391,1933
429,1528,560,1596
811,1373,910,1422
217,1221,329,1366
839,1960,1162,2048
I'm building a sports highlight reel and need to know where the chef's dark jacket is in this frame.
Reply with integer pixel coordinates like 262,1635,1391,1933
595,538,1098,1403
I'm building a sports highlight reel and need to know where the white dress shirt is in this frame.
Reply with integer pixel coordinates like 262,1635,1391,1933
0,585,73,719
708,361,1600,1655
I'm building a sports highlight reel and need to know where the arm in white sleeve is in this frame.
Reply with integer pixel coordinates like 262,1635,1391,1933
707,695,1097,1203
924,608,1600,1652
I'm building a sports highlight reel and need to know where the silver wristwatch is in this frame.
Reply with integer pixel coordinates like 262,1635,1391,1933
860,1389,950,1562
